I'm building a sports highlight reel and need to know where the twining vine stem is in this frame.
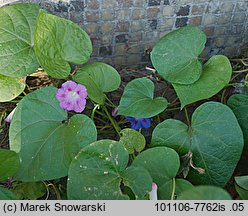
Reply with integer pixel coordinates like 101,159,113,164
170,178,176,200
91,104,100,120
102,105,121,137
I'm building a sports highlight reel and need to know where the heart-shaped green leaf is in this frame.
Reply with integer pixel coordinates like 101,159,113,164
151,118,189,155
74,62,121,105
0,187,17,200
173,55,232,108
235,176,248,200
118,78,168,118
0,75,26,102
119,129,146,154
228,94,248,155
235,184,248,200
177,186,232,200
151,26,206,84
0,149,20,181
159,178,194,200
122,166,153,199
34,11,92,78
235,176,248,190
0,4,39,78
9,86,97,181
67,140,152,200
122,186,135,200
11,182,46,200
174,179,194,197
132,147,180,199
151,102,243,186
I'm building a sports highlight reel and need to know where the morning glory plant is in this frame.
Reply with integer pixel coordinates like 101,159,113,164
0,3,247,201
5,107,16,123
56,80,87,113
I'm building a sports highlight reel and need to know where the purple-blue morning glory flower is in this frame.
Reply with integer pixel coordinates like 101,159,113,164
56,80,87,113
125,116,151,130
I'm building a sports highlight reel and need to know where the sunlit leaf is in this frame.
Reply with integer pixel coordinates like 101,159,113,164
0,4,39,77
34,11,92,78
0,75,25,102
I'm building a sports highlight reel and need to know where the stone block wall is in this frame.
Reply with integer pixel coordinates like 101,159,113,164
1,0,248,68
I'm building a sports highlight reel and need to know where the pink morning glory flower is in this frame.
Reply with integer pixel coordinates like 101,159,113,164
125,116,151,130
56,80,87,113
111,107,118,117
5,107,16,123
149,182,158,200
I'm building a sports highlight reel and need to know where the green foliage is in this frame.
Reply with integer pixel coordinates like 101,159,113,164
12,182,46,200
0,187,17,200
0,75,26,102
151,26,232,109
157,178,194,200
118,78,168,118
122,186,136,200
151,26,206,84
9,87,97,181
228,94,248,155
235,176,248,200
0,3,247,200
34,11,92,78
0,4,39,78
0,149,20,181
177,186,232,200
122,166,152,199
67,140,152,199
74,62,121,105
151,119,189,155
119,128,146,154
174,179,194,198
132,147,180,199
151,102,244,186
173,55,232,108
235,176,248,190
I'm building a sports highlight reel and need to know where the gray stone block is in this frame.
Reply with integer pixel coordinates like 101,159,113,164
0,0,247,67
